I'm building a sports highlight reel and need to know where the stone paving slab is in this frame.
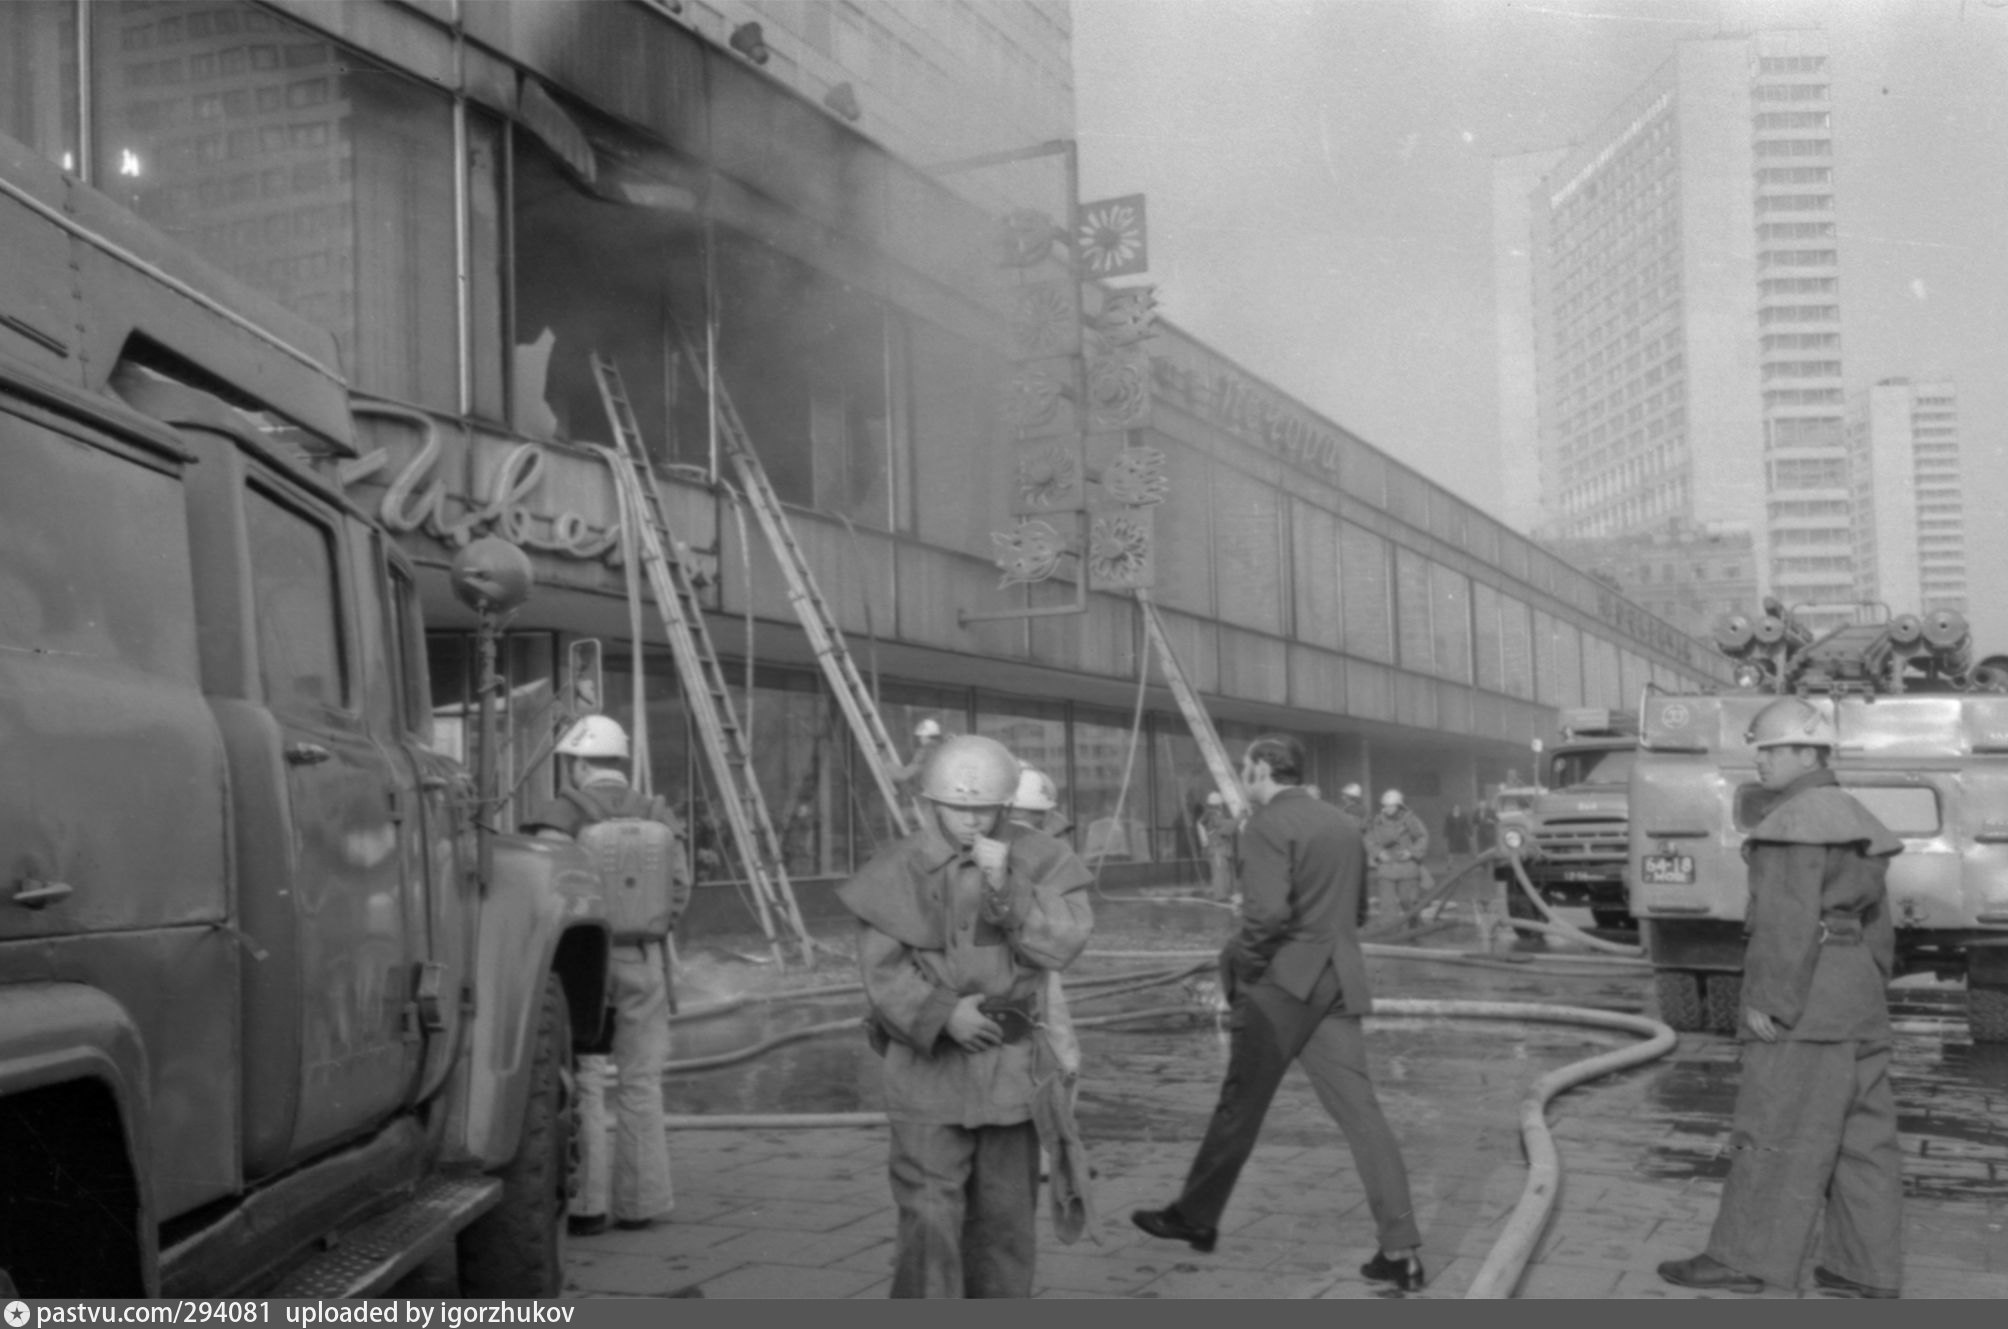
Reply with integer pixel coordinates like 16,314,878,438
564,1123,2005,1300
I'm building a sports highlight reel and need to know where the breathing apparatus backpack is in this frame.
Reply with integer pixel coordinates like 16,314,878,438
564,785,691,942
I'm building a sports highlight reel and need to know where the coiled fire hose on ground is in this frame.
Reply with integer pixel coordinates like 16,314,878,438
651,935,1676,1297
1497,846,1646,958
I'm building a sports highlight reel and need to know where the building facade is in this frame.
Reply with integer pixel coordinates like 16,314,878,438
1501,29,1853,619
1849,378,1967,614
0,0,1722,932
1541,521,1758,643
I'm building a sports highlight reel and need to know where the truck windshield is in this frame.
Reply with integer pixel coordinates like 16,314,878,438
1551,749,1636,788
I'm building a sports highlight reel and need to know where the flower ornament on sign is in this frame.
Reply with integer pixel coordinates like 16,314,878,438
992,519,1068,587
1101,446,1168,506
1075,194,1148,279
1086,344,1151,430
1001,367,1068,433
1016,443,1084,511
1008,282,1078,358
1088,512,1153,589
997,208,1060,268
1094,285,1159,347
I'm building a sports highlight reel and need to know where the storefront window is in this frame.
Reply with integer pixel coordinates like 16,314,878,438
1151,724,1208,863
426,631,557,830
89,0,458,410
0,2,78,170
976,695,1069,842
1075,709,1148,865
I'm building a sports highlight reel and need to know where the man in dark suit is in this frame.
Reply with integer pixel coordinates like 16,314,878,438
1131,734,1426,1290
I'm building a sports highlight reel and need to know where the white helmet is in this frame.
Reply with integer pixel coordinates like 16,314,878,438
1012,767,1058,813
920,734,1020,808
1380,789,1404,809
1746,696,1837,750
556,715,629,759
1205,791,1224,807
1340,782,1363,799
914,718,943,741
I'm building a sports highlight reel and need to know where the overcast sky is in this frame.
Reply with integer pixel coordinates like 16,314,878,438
1072,0,2008,642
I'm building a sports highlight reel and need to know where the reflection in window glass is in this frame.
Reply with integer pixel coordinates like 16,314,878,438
1152,725,1208,864
91,1,457,409
1339,522,1393,662
1395,547,1433,674
1431,562,1472,684
244,487,344,712
0,420,198,682
467,111,507,422
1076,711,1147,865
426,631,555,828
977,698,1069,843
0,2,79,168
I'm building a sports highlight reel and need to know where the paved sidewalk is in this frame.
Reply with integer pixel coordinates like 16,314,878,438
563,1032,2008,1299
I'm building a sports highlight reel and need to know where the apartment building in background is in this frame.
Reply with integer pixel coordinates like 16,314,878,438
1499,29,1853,624
1850,378,1967,614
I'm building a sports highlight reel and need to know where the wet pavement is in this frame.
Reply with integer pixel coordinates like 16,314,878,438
564,899,2008,1298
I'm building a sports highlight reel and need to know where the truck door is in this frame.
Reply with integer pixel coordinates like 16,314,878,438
382,544,475,1101
240,479,418,1157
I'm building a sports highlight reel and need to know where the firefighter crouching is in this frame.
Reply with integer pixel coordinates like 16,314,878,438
1365,789,1432,920
837,735,1095,1297
1658,696,1904,1298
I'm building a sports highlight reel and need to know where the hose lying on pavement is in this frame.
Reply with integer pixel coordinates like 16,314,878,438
1499,849,1645,959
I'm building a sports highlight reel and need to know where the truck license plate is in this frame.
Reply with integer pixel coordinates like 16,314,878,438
1641,854,1695,886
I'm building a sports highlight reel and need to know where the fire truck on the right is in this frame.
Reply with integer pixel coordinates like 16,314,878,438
1629,599,2008,1043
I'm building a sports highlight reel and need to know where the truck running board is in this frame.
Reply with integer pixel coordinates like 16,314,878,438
269,1175,501,1298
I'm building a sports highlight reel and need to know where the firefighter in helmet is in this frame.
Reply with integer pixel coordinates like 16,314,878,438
1364,788,1431,920
1659,696,1904,1297
836,735,1095,1296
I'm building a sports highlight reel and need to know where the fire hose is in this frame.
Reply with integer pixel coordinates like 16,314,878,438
652,941,1675,1297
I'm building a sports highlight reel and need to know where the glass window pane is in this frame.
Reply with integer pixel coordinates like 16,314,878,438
91,1,458,409
1396,547,1433,675
1210,466,1282,633
0,417,197,682
244,487,344,712
1152,722,1209,865
1431,562,1471,684
1339,522,1393,662
0,2,79,169
1075,709,1148,865
467,110,506,422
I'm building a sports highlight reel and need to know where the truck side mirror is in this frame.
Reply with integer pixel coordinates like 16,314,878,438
449,537,534,615
567,639,605,715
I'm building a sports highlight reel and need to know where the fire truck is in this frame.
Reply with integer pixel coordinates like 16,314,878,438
0,138,609,1294
1629,600,2008,1041
1495,708,1639,930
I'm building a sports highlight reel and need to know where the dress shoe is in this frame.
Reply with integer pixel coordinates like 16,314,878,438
1130,1206,1217,1253
1359,1249,1427,1291
1813,1265,1899,1299
1656,1253,1762,1294
566,1213,609,1237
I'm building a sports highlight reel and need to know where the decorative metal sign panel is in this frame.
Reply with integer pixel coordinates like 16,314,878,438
1076,194,1148,278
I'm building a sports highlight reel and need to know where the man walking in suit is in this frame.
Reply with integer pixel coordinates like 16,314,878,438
1131,733,1426,1290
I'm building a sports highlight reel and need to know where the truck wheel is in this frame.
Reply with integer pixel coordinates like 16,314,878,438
1968,986,2008,1044
458,974,573,1297
1653,970,1704,1032
1703,973,1743,1036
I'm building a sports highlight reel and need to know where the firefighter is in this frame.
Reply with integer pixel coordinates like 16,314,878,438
1196,791,1239,902
1009,765,1073,841
1658,696,1904,1297
524,715,689,1236
838,735,1095,1297
1336,782,1367,821
1364,789,1431,919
